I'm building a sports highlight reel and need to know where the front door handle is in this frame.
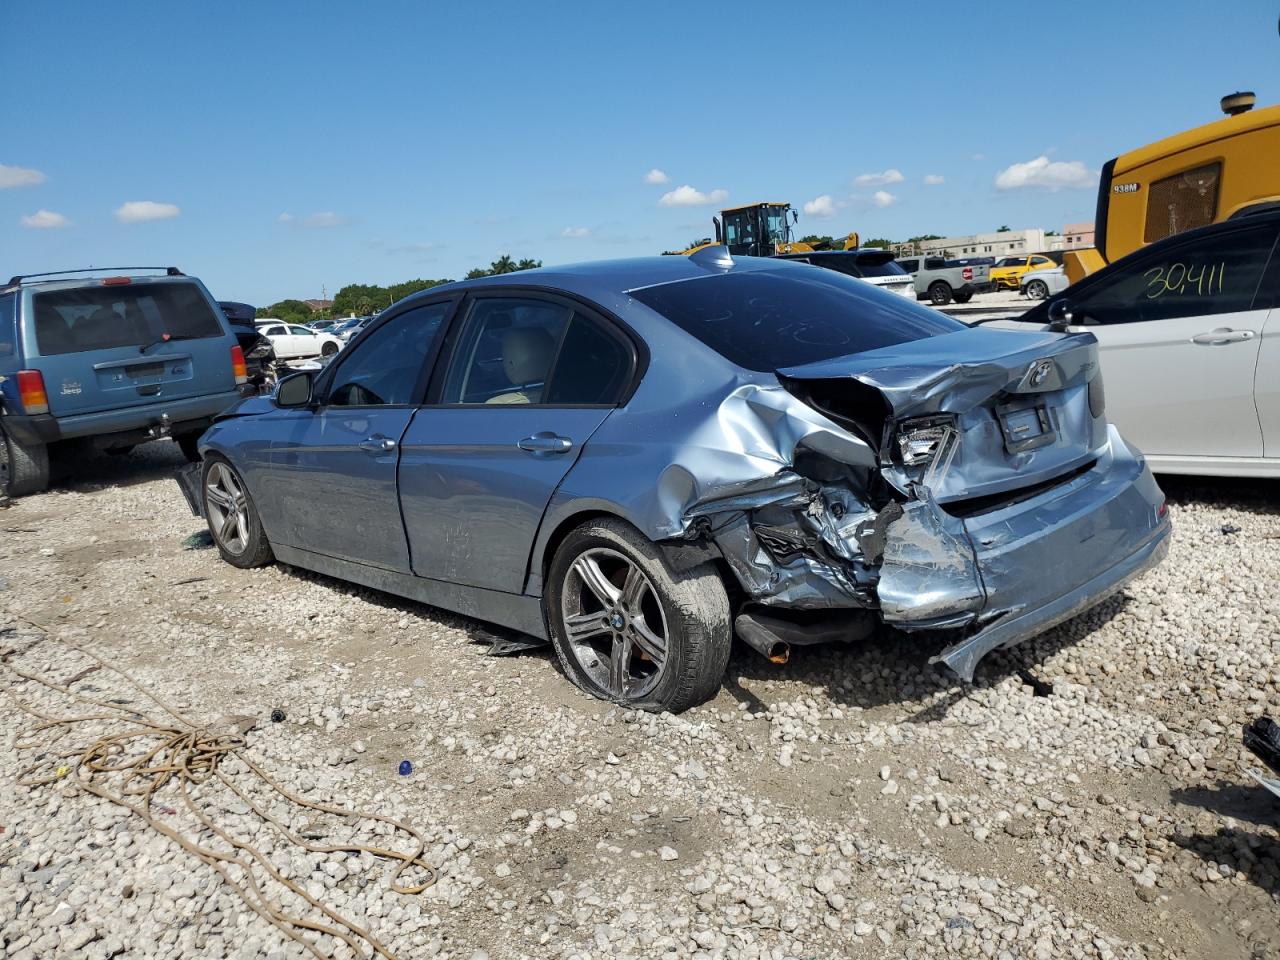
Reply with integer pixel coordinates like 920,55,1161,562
517,432,573,455
1191,327,1256,346
359,435,397,453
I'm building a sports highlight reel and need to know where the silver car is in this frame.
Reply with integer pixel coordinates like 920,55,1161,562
1021,266,1070,300
179,248,1171,712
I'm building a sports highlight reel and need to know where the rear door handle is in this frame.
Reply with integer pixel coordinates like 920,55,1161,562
359,435,397,453
1191,327,1256,345
517,432,573,455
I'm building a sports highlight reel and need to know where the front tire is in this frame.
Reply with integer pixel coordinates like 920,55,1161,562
546,518,731,713
0,422,50,497
321,342,338,357
176,432,202,463
928,281,953,306
202,456,274,568
1025,279,1049,300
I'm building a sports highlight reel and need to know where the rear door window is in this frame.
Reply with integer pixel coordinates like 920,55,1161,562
629,269,963,372
0,292,15,358
33,282,224,356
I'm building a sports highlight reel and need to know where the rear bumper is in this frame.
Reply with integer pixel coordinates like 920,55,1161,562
930,518,1169,680
882,428,1170,680
1,389,241,446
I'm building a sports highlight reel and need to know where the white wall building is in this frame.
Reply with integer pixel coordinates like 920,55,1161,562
895,228,1047,259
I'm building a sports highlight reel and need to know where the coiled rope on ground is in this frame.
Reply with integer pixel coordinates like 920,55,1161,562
1,616,437,960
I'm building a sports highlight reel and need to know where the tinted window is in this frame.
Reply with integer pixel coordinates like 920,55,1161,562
853,256,907,278
327,302,449,406
0,292,15,357
289,325,312,336
262,324,286,336
443,298,573,404
544,315,633,404
630,270,963,372
1069,225,1276,324
996,257,1028,268
898,259,919,272
923,258,946,269
33,282,224,356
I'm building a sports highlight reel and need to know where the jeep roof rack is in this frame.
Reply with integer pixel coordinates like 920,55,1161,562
5,266,184,286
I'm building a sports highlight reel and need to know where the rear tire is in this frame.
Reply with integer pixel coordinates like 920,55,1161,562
545,518,731,713
1025,279,1049,300
0,422,50,497
201,455,274,569
176,432,202,463
928,281,953,306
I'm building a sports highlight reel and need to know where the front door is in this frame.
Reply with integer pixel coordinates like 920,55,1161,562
266,301,451,570
401,294,637,593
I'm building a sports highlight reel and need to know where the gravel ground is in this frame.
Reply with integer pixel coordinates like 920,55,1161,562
1,443,1278,960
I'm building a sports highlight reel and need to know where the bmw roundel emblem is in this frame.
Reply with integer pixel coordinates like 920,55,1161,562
1028,359,1053,387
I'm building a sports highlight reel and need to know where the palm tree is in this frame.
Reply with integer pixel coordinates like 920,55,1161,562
490,255,517,274
465,267,490,279
516,258,541,271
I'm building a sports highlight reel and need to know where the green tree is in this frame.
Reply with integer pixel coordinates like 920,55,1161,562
515,258,542,271
489,255,518,275
862,237,893,249
465,267,491,280
331,283,390,317
388,278,453,303
260,299,313,324
799,234,834,247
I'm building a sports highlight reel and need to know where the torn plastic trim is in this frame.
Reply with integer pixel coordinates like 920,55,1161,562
929,522,1170,681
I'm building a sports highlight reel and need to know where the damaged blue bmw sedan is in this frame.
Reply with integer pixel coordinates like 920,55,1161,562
178,248,1170,712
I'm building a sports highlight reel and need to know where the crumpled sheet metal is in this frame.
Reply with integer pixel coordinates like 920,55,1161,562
651,383,877,539
875,490,984,626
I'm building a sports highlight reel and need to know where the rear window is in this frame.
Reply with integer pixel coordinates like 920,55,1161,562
629,269,963,372
33,282,224,357
852,255,907,278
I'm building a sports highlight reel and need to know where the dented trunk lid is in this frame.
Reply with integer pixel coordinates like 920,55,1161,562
777,327,1108,505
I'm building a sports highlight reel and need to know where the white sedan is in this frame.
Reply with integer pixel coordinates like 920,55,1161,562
980,213,1280,477
254,320,343,360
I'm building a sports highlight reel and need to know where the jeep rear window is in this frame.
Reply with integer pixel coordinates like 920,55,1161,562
0,292,15,358
853,255,908,278
629,269,963,371
33,282,224,357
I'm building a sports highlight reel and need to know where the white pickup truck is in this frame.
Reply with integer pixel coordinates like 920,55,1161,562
895,255,993,306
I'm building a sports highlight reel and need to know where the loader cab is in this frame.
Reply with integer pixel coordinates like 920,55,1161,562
715,203,794,257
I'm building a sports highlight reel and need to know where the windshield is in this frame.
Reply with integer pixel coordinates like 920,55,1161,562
630,269,963,372
33,282,224,356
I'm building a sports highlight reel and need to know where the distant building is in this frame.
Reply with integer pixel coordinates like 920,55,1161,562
893,228,1047,260
894,223,1096,258
304,298,333,312
1051,221,1095,251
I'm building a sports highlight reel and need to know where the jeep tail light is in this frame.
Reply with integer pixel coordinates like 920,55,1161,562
962,267,973,281
230,345,247,385
17,370,49,414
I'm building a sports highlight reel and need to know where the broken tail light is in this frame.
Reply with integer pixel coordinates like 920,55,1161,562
896,416,953,466
16,369,49,414
230,345,247,385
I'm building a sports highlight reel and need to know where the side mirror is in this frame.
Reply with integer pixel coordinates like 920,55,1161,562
276,372,314,407
1047,299,1075,332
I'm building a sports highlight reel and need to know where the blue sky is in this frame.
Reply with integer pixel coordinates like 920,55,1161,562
2,0,1277,306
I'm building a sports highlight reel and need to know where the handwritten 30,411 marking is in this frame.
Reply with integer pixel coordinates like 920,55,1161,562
1142,262,1226,299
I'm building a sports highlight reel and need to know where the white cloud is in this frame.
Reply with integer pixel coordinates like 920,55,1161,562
995,155,1095,191
802,195,838,219
659,185,728,207
115,200,180,223
20,209,69,229
853,168,904,187
871,190,897,208
923,174,945,185
277,212,294,223
0,164,47,189
643,168,669,185
302,211,345,228
562,226,591,238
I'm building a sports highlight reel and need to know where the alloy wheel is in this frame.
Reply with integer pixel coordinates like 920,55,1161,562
205,462,250,555
560,547,670,700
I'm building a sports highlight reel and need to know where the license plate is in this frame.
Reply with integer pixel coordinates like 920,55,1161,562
996,401,1055,453
127,362,165,380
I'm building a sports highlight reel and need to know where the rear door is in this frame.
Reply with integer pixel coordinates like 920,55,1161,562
1253,245,1280,458
263,301,452,571
987,222,1278,458
26,279,235,416
400,293,637,593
